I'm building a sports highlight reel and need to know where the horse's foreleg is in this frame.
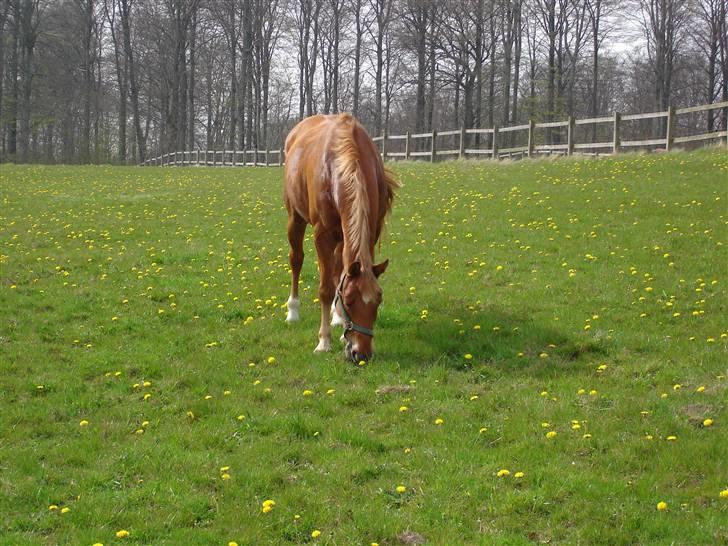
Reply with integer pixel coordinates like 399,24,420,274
286,213,306,322
314,229,335,353
330,242,345,328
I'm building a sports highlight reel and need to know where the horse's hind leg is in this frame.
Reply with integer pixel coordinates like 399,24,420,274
286,212,306,322
330,241,345,328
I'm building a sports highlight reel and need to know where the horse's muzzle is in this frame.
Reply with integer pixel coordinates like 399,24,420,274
345,341,371,364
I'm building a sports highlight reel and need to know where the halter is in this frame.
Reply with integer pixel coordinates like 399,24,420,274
333,274,375,338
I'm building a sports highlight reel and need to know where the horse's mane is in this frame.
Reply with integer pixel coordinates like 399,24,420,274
332,114,398,269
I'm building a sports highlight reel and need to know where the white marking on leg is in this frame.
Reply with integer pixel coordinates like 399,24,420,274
330,301,344,326
286,296,300,322
339,333,347,344
314,336,331,352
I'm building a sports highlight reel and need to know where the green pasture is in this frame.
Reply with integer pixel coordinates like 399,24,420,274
1,149,727,545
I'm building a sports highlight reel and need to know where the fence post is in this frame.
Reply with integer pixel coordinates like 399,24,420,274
431,129,437,162
492,126,499,160
567,116,575,156
405,131,411,160
613,111,621,155
212,149,216,167
381,132,387,161
459,126,466,159
665,106,675,151
527,120,535,157
279,146,284,167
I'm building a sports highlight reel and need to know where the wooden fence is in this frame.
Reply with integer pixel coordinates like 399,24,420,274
142,101,728,167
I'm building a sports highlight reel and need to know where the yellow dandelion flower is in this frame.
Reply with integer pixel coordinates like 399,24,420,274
514,471,525,478
303,389,313,396
497,469,511,477
546,431,557,439
719,489,728,499
115,530,129,538
702,418,713,427
656,501,667,511
396,485,406,493
399,406,408,412
311,530,321,539
79,420,89,427
434,418,444,425
61,507,70,514
267,356,276,364
48,504,58,511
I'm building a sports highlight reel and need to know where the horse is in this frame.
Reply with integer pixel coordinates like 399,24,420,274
283,113,398,362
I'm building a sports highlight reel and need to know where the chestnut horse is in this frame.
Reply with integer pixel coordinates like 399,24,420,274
283,114,397,362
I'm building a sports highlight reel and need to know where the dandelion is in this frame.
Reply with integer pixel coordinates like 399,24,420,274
116,530,130,538
702,418,713,427
434,418,444,425
656,501,667,511
303,389,313,396
311,530,321,539
267,356,276,364
237,414,245,421
719,489,728,499
48,505,58,511
61,507,70,514
497,469,511,477
696,386,705,393
229,542,239,546
79,420,89,427
464,353,473,360
546,431,557,439
399,406,408,412
396,485,406,493
514,472,525,478
666,435,677,441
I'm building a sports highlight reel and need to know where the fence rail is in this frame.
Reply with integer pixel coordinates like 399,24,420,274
141,101,728,167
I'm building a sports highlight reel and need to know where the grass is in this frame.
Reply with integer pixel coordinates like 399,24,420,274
1,149,726,545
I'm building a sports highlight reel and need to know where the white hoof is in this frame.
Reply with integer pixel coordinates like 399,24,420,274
314,337,331,353
286,297,300,322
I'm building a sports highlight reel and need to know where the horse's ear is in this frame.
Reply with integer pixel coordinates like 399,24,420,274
348,261,362,277
372,259,389,278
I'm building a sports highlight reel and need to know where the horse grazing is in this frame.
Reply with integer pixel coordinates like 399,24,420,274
283,114,397,362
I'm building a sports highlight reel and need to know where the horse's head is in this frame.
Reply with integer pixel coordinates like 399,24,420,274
336,259,389,363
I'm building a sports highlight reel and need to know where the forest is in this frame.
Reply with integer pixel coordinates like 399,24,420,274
0,0,726,164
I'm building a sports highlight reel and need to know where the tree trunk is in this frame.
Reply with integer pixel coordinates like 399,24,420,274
120,0,145,162
353,0,362,118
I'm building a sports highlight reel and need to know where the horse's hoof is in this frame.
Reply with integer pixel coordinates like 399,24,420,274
314,338,331,353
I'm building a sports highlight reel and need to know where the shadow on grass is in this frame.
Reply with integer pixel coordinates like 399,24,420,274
378,301,609,377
